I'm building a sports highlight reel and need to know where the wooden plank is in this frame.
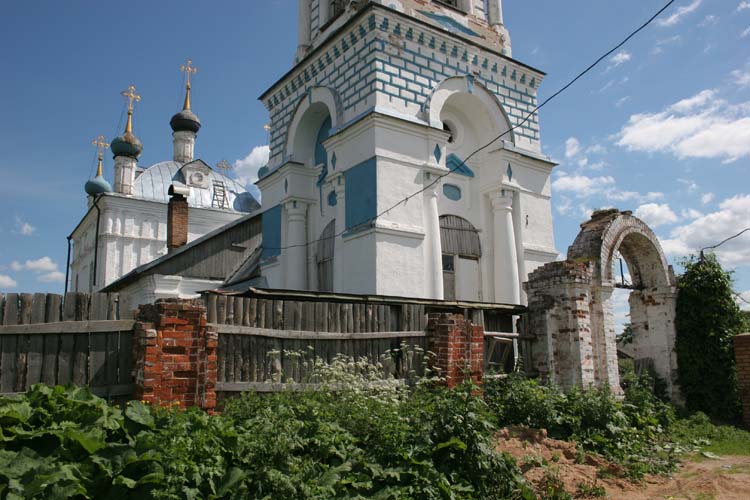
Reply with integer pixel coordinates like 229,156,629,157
117,332,133,385
63,292,77,322
46,294,62,323
31,294,46,324
265,300,274,330
211,324,426,340
26,333,44,388
76,293,90,321
241,335,251,381
89,332,108,388
89,384,133,398
206,294,218,324
217,295,227,325
217,333,228,383
283,302,295,332
225,334,236,382
294,302,303,331
233,334,242,383
302,302,315,331
234,297,243,327
248,336,257,382
216,380,407,392
225,297,235,325
247,298,257,327
106,331,120,387
0,335,18,392
0,320,136,335
0,293,4,325
4,293,19,326
242,298,252,327
41,332,59,385
346,304,354,333
19,294,33,325
89,294,108,321
107,294,119,320
72,333,88,385
57,334,74,385
273,300,284,329
14,333,30,392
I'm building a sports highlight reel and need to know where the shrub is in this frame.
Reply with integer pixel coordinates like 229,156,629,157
676,253,744,421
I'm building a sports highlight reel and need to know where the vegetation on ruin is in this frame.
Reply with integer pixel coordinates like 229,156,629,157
675,253,744,422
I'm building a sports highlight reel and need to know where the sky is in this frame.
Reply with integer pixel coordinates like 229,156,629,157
0,1,749,326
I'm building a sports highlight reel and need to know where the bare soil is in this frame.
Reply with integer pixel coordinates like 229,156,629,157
497,426,750,499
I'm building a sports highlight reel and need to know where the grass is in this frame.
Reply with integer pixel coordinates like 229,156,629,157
672,412,750,456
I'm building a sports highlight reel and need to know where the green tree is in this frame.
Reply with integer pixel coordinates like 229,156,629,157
676,253,743,421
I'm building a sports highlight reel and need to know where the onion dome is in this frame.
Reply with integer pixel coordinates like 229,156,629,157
170,81,201,133
85,153,113,196
111,110,143,158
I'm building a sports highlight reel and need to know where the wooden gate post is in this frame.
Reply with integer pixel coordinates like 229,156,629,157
426,313,484,387
734,333,750,428
133,299,217,411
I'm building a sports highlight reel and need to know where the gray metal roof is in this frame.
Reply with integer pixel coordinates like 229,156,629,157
133,160,258,213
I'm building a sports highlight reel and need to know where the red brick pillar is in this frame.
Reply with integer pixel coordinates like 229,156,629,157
133,299,217,411
426,313,484,388
734,333,750,428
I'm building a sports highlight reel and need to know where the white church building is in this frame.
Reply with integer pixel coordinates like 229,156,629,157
70,77,259,296
256,0,557,304
98,0,558,311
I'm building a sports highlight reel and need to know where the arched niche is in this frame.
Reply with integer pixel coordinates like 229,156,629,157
284,86,343,165
424,76,514,157
440,215,482,301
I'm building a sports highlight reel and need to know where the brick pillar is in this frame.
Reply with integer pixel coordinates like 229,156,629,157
167,187,189,252
133,299,217,411
426,313,484,387
734,333,750,428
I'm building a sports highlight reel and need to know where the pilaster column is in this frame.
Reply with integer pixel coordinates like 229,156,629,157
173,130,196,164
285,200,308,290
423,171,444,299
331,173,346,292
296,0,311,62
487,0,504,25
490,191,520,304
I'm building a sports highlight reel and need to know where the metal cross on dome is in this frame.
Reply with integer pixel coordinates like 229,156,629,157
216,159,233,177
180,58,198,87
91,135,109,158
121,85,141,111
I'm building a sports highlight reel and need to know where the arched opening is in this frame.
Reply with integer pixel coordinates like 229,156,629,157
317,220,335,292
290,102,332,168
439,215,481,301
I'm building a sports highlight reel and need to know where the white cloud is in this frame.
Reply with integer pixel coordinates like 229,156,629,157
14,216,35,236
586,144,607,155
552,174,615,197
661,194,750,265
10,261,23,271
38,271,65,283
233,145,270,187
699,15,718,26
615,96,631,108
651,35,683,55
656,0,702,27
19,257,58,273
731,69,750,87
607,50,632,71
0,274,17,289
635,203,679,227
678,178,699,192
616,88,750,163
738,291,750,311
701,192,714,205
738,1,750,12
565,137,581,158
681,208,703,219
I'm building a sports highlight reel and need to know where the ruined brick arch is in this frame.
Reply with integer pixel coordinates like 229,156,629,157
523,209,681,401
567,209,674,289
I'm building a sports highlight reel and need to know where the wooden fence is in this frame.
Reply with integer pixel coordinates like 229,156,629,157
206,293,428,391
0,292,134,397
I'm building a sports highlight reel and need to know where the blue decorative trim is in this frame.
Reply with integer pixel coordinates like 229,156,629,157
447,153,475,178
434,144,442,163
344,157,377,230
416,11,485,39
443,183,462,201
316,116,332,187
466,74,474,94
327,190,338,206
507,163,513,181
261,204,283,261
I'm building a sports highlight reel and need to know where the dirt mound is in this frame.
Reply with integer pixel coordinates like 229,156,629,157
496,426,750,499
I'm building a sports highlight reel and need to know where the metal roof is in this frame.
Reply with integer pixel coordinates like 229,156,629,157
133,160,258,213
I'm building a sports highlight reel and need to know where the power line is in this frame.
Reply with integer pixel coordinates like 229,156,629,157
263,0,677,251
701,227,750,252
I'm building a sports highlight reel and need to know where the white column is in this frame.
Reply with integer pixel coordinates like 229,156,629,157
487,0,504,25
172,130,196,164
284,200,308,290
296,0,311,61
319,0,330,27
331,173,346,292
490,191,520,304
113,156,136,195
422,171,444,299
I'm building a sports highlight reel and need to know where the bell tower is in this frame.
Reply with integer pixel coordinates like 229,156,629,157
257,0,557,304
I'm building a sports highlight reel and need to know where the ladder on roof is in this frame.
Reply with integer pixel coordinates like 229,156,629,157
211,180,228,209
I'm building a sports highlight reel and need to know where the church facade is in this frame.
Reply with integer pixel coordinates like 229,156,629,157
257,0,557,304
70,79,259,296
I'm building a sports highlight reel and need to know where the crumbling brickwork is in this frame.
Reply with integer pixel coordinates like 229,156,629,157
134,299,217,411
426,313,484,388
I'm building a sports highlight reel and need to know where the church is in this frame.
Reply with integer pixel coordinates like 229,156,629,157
94,0,558,311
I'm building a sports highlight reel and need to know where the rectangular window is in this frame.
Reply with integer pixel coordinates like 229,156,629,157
435,0,462,11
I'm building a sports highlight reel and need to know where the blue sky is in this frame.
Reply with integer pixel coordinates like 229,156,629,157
1,1,749,322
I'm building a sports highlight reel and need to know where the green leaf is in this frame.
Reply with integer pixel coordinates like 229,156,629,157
434,437,467,452
125,401,155,428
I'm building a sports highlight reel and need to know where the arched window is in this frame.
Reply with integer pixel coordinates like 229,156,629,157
317,220,336,292
440,215,482,301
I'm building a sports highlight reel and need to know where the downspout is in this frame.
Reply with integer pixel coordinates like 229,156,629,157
64,236,72,295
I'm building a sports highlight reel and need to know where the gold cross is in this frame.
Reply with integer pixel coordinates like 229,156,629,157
91,135,109,158
180,58,198,87
121,85,141,111
216,159,233,177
